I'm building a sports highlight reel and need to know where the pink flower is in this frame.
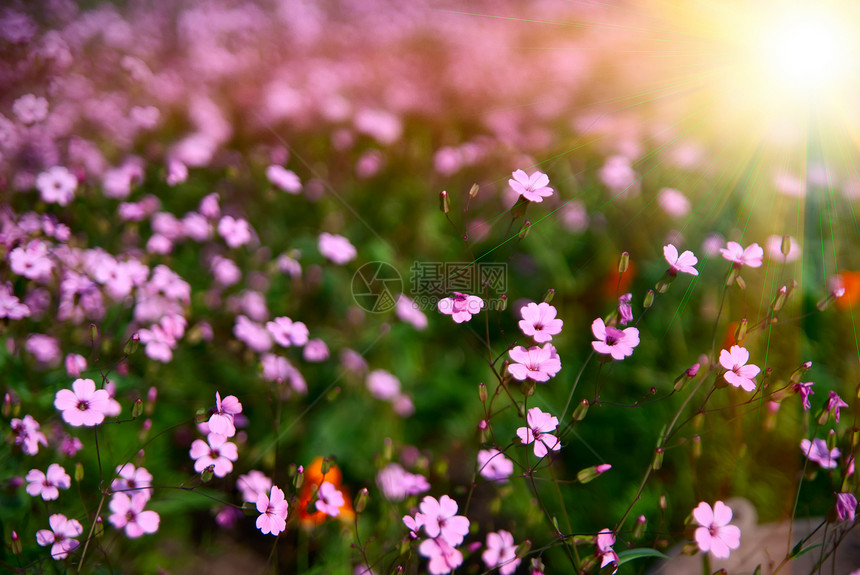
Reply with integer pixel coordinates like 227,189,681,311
11,415,48,455
826,391,849,423
318,232,357,264
720,241,764,268
64,354,87,377
267,165,302,193
396,295,428,330
508,344,562,382
111,464,153,500
419,537,464,575
54,378,111,427
36,166,77,206
208,392,242,437
793,381,814,410
266,316,309,347
218,216,253,248
837,493,858,522
692,501,741,559
256,485,289,535
591,318,640,360
26,464,71,500
663,244,699,276
482,530,520,575
108,493,160,538
596,529,619,572
238,470,273,503
36,514,83,560
416,495,470,546
366,369,401,401
618,293,633,325
377,463,430,501
10,240,54,282
657,188,690,218
516,407,561,458
477,448,514,483
518,302,563,343
509,169,553,203
189,433,239,477
801,438,840,469
0,282,30,320
438,292,484,323
233,315,273,353
719,346,760,392
315,481,345,517
303,338,330,362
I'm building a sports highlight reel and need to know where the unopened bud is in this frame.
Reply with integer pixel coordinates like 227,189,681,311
498,294,507,312
790,362,812,384
89,324,99,345
781,235,792,257
515,540,532,559
643,289,655,308
510,196,529,218
440,190,450,214
195,409,208,424
633,515,647,539
827,429,837,451
618,251,630,274
655,275,674,294
652,448,664,470
543,289,555,304
94,516,104,538
726,267,740,287
692,435,701,459
11,530,21,555
518,220,531,240
383,437,393,462
469,183,479,198
1,394,10,418
321,458,332,475
146,386,157,415
520,379,535,397
572,399,589,421
478,382,488,403
735,275,746,290
75,462,84,482
201,464,215,483
354,488,369,513
735,318,748,343
132,398,143,418
293,466,304,489
772,286,788,312
577,464,611,484
659,494,667,510
124,333,140,356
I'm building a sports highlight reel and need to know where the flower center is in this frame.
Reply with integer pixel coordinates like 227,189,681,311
77,400,89,411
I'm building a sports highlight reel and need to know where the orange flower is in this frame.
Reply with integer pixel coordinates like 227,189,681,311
836,271,860,309
604,260,636,300
297,457,353,526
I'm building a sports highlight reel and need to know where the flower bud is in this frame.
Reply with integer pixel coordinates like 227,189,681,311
89,323,99,345
321,458,332,475
692,435,701,459
734,318,748,343
94,516,104,538
543,288,555,304
478,382,488,403
651,448,664,470
655,275,674,294
1,393,10,418
576,464,611,484
132,398,143,419
518,220,531,240
124,333,140,356
195,408,208,424
633,515,647,539
146,386,157,415
510,196,529,218
643,289,655,308
469,183,479,198
293,466,304,489
726,267,740,287
781,235,792,257
772,286,788,313
515,540,532,559
618,251,630,274
735,275,746,290
659,494,668,510
75,462,84,483
201,464,215,483
383,437,393,462
572,399,589,421
11,531,21,555
790,361,812,384
827,429,837,451
439,190,450,214
354,488,369,513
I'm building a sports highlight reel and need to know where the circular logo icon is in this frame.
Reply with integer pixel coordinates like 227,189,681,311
351,261,403,313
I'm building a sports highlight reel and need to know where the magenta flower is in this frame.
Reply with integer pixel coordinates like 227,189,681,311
108,493,160,538
36,166,77,206
315,481,345,517
377,463,430,501
509,169,553,203
437,292,484,323
36,514,83,560
54,378,111,427
318,232,357,264
366,369,402,401
418,537,464,575
111,464,153,500
482,530,520,575
720,241,764,269
266,165,302,194
256,485,289,536
189,433,239,477
508,343,562,382
836,493,857,522
415,495,470,546
238,470,273,503
793,381,815,410
596,528,619,573
217,216,253,248
617,293,633,325
11,414,48,455
591,318,639,360
477,448,514,483
266,316,309,347
692,501,741,559
801,438,840,469
719,346,760,392
518,302,563,343
826,391,849,423
207,392,242,437
26,464,71,501
663,244,699,276
516,407,561,458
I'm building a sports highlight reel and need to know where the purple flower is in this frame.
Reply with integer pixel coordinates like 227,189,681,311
108,493,160,538
477,448,514,483
36,514,82,560
518,302,563,343
836,492,857,522
482,530,520,575
267,165,302,194
826,391,849,423
800,438,840,469
508,344,562,382
110,464,153,500
516,407,561,458
509,169,553,203
719,345,760,392
663,244,698,276
238,470,273,503
25,464,71,501
11,415,48,455
189,433,238,477
617,293,633,325
267,316,309,347
315,481,345,517
376,463,430,501
256,485,288,535
54,379,111,427
438,292,484,323
692,501,741,559
208,392,242,437
318,232,357,264
418,537,464,575
591,318,639,360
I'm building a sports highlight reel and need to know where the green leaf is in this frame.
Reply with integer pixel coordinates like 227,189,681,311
616,548,671,566
789,542,822,559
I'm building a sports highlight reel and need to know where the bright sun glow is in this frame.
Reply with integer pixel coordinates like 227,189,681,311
755,7,853,93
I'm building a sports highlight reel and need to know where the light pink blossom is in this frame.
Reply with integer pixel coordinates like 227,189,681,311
11,415,48,455
438,292,484,323
256,485,288,535
26,464,71,501
267,165,302,193
266,316,309,347
596,529,619,572
54,378,111,427
482,530,520,575
509,169,553,202
376,463,430,501
719,345,759,392
318,232,357,264
36,166,77,206
36,514,82,559
108,493,160,538
477,448,514,483
315,481,345,517
518,302,563,343
207,392,242,437
826,391,849,423
801,438,840,469
110,464,153,500
720,241,764,268
516,407,561,458
419,537,464,575
238,470,273,503
663,244,699,276
189,433,239,477
415,495,470,546
692,501,741,559
591,318,639,360
508,344,562,382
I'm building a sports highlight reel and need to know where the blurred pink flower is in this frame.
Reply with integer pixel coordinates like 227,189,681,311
618,293,633,325
719,346,759,392
303,338,329,362
657,188,690,218
800,438,840,469
419,536,463,575
692,501,741,559
837,493,857,522
591,318,639,360
208,392,242,437
516,407,561,458
256,485,288,535
518,302,563,343
267,316,309,347
234,315,273,353
826,391,849,423
793,381,814,410
111,464,153,500
509,169,553,202
508,344,562,381
266,165,302,193
108,493,160,538
189,433,238,477
0,283,30,320
26,464,71,501
720,241,763,268
54,378,110,427
318,232,356,264
477,448,514,483
397,295,427,330
416,495,469,545
238,470,273,503
13,94,48,124
218,216,253,248
766,235,801,262
663,244,698,276
11,415,48,455
36,514,82,559
377,463,430,500
482,530,520,575
366,369,401,401
36,166,77,206
315,481,345,517
438,292,484,323
596,528,619,572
